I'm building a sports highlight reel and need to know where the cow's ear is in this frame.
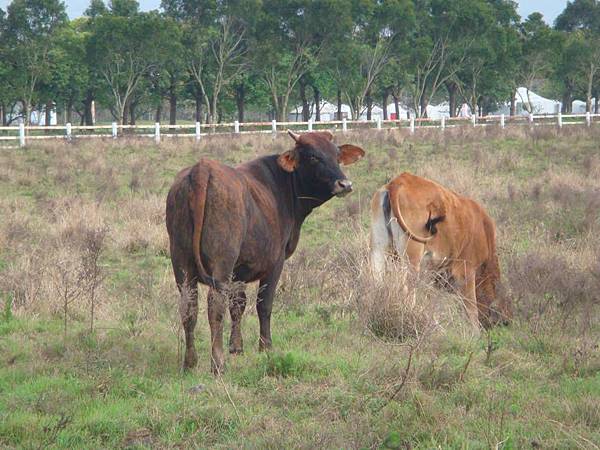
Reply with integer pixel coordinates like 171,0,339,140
338,144,365,165
278,150,298,172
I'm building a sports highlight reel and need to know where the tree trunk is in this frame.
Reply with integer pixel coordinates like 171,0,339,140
313,86,320,121
595,96,599,114
382,90,389,120
366,93,372,120
45,101,52,126
122,100,129,126
66,99,73,124
129,102,136,126
393,95,400,120
300,82,309,122
169,93,177,125
235,82,245,122
84,91,94,125
510,89,517,117
561,91,572,114
420,95,428,118
337,89,342,120
0,104,5,126
446,81,457,117
155,102,162,123
195,91,203,123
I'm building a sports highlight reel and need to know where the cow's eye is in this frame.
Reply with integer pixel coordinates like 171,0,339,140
309,156,319,164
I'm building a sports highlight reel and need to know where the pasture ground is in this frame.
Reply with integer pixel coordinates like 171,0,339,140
1,127,599,449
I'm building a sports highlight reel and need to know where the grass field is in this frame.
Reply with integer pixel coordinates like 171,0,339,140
1,127,599,449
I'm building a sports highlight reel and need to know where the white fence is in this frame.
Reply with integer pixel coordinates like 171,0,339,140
1,112,598,147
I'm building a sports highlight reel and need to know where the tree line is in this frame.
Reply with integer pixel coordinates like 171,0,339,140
0,0,599,126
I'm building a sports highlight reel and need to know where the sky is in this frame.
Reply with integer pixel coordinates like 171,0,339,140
0,0,571,25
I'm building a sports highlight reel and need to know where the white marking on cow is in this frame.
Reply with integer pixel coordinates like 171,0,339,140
370,190,390,280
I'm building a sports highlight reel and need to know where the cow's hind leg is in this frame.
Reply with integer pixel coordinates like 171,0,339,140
207,287,228,374
172,256,200,370
229,288,247,354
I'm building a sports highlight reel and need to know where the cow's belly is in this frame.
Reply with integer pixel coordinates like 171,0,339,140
233,229,285,283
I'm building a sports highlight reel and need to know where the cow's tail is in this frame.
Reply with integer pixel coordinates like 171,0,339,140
387,183,436,244
189,166,226,291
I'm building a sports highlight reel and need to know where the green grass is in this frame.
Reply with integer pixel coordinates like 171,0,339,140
1,127,599,448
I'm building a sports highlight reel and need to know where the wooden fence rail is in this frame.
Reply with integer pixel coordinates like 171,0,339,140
1,112,599,147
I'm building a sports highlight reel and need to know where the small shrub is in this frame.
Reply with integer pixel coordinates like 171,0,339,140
1,292,13,322
264,351,312,378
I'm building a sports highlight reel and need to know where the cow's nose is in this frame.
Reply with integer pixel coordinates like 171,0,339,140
334,179,353,196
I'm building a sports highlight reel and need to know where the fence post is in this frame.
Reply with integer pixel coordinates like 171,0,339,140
558,112,562,129
441,116,445,131
410,117,415,134
66,122,72,141
471,115,476,127
500,114,505,129
342,118,347,133
234,120,240,134
376,116,382,130
308,119,313,132
155,122,160,144
586,111,591,127
112,122,117,139
529,113,534,126
19,123,25,147
195,122,201,141
271,119,277,136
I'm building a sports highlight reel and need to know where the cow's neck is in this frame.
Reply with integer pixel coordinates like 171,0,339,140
289,171,325,221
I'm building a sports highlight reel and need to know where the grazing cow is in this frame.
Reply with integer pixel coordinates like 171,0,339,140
370,172,512,329
166,131,365,373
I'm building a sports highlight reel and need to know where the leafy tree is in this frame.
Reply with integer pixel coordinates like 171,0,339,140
3,0,68,124
87,5,178,124
555,0,600,112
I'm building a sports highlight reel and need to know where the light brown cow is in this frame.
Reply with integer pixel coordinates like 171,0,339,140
370,172,512,329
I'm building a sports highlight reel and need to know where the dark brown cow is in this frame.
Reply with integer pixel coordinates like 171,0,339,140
166,131,365,373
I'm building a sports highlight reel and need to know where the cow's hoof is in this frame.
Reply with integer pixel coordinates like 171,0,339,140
211,353,225,375
229,336,244,354
258,339,272,352
211,361,225,376
183,349,198,370
229,344,244,355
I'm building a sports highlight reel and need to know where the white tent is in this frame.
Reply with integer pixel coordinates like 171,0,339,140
572,99,596,114
386,103,411,120
359,105,384,121
288,101,352,122
425,102,451,119
493,87,561,116
30,107,57,126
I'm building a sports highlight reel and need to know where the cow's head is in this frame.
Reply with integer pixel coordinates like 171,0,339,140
278,130,365,200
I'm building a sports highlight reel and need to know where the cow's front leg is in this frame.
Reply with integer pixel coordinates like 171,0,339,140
207,287,227,374
452,263,480,332
257,260,284,351
229,288,247,354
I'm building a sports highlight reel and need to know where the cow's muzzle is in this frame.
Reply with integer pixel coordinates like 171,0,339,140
333,179,353,197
